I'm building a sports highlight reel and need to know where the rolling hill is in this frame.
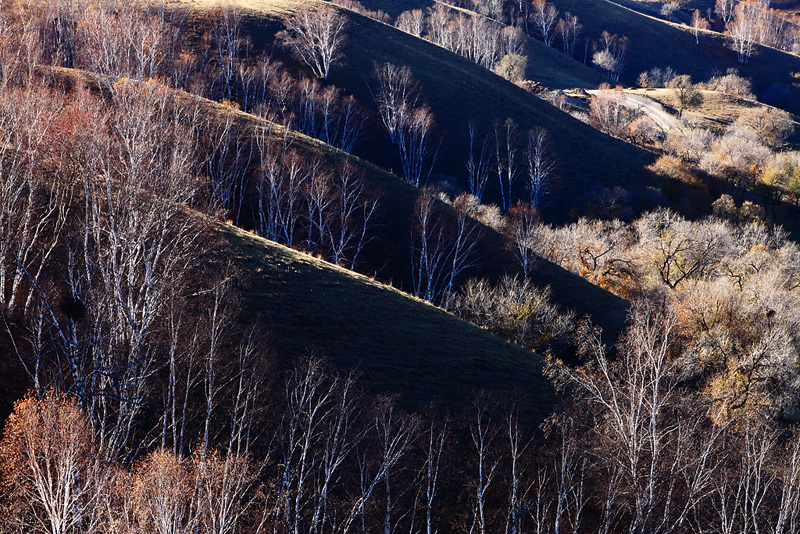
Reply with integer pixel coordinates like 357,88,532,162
183,0,656,220
219,221,557,415
551,0,800,112
432,1,602,90
346,0,800,114
44,61,630,347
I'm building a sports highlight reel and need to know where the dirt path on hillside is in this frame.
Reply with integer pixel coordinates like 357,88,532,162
588,90,682,134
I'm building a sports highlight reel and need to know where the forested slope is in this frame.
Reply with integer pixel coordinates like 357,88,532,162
185,0,655,218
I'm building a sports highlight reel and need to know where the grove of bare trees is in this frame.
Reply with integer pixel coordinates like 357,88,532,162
8,2,800,534
278,6,348,80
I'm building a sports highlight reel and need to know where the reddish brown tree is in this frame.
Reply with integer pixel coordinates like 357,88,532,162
0,392,103,534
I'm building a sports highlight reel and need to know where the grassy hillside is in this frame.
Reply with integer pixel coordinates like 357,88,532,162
629,88,800,146
44,62,630,343
345,0,800,108
47,28,633,343
434,1,602,90
182,76,631,339
519,32,602,90
170,0,644,346
552,0,800,112
219,221,556,415
184,0,655,219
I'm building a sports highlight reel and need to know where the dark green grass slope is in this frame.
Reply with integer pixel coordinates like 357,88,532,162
224,0,654,219
552,0,800,111
221,222,556,417
343,0,602,89
352,0,800,112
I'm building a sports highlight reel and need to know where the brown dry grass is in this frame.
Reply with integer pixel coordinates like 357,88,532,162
628,88,800,146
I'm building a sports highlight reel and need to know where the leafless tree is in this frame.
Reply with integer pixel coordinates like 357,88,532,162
57,79,205,463
525,127,557,209
530,0,559,46
727,2,759,64
396,9,426,37
493,118,520,211
635,209,727,289
204,111,254,224
208,0,247,101
0,392,104,534
453,275,574,351
305,163,380,269
0,84,70,319
254,130,307,248
468,399,500,534
734,106,795,149
667,75,703,116
451,14,503,69
467,121,494,202
373,398,418,534
371,62,419,145
397,105,440,187
557,14,582,57
691,10,711,45
200,276,237,455
426,5,455,52
130,448,196,534
420,417,448,534
505,406,534,534
411,192,483,306
194,450,259,534
589,85,633,138
78,2,175,93
410,192,454,305
323,91,366,154
716,0,737,25
275,358,362,534
558,300,683,533
507,203,539,277
279,6,348,80
476,0,506,22
637,66,676,88
593,32,628,81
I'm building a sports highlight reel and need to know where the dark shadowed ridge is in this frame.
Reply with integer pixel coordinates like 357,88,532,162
220,222,557,418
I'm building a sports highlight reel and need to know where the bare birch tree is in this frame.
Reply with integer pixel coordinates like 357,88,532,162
557,14,582,57
411,192,483,307
525,127,557,209
468,399,500,534
371,62,418,145
530,0,559,46
691,10,710,45
279,6,348,80
396,9,426,37
467,121,494,202
727,2,759,64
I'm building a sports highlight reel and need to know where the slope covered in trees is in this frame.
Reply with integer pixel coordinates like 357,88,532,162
432,1,602,89
184,0,655,219
7,0,800,533
553,0,800,110
93,62,628,336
